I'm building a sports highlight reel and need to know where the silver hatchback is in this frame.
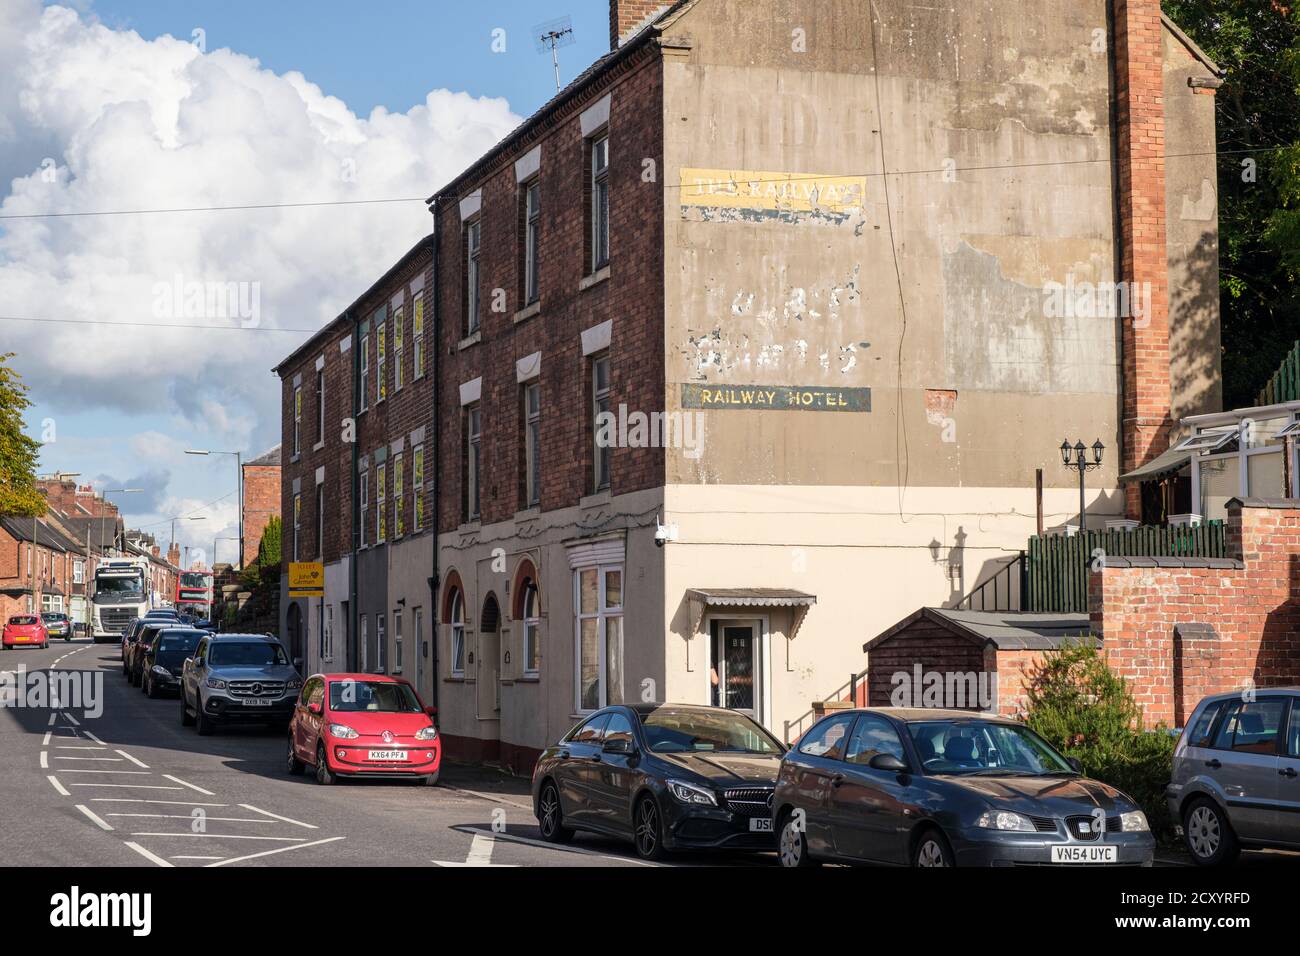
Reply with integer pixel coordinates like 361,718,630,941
1166,689,1300,865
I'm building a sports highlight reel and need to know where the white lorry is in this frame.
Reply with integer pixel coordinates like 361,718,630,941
91,557,152,643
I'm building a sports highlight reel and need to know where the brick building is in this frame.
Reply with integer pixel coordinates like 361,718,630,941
0,516,85,625
241,444,281,568
422,0,1223,770
274,235,436,690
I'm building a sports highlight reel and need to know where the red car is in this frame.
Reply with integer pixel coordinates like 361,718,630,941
3,615,49,649
287,673,440,786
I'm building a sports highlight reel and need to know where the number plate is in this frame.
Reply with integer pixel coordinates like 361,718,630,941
1051,845,1117,864
748,817,774,833
368,750,407,761
240,698,273,707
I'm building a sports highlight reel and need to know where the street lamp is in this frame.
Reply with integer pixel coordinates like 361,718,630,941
1060,438,1105,532
187,449,243,570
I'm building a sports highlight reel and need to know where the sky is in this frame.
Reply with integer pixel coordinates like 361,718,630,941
1,0,611,566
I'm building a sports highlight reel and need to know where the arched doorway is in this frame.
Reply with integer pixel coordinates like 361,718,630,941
478,593,501,720
286,602,304,671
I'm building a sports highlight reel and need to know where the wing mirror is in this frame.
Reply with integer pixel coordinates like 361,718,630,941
602,737,636,756
869,753,909,773
308,702,323,716
1067,757,1083,773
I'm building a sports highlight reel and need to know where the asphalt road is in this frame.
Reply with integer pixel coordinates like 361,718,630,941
0,639,775,868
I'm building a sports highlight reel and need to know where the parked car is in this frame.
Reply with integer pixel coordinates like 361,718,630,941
2,615,49,649
287,673,440,786
1167,689,1300,866
774,707,1155,867
140,627,205,699
118,617,147,660
532,703,785,861
40,612,73,641
180,633,302,735
124,622,167,685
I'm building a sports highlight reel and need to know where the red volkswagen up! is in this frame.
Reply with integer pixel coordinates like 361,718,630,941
3,615,49,649
287,673,440,786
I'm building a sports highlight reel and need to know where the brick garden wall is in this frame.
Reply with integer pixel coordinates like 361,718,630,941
1091,498,1300,725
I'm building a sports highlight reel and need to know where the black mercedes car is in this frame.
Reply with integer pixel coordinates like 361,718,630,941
532,703,785,861
774,707,1155,867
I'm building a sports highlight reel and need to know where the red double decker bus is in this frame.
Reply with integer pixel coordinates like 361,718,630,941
175,570,214,621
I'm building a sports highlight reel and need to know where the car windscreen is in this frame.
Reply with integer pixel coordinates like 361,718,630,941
907,720,1074,775
8,616,38,626
156,631,203,657
41,613,65,621
640,709,783,754
328,681,422,713
207,641,288,667
97,577,143,595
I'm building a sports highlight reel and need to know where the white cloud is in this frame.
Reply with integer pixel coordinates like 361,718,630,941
1,1,518,465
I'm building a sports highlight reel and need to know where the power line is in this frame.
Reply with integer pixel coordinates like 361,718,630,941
0,196,427,222
0,315,322,333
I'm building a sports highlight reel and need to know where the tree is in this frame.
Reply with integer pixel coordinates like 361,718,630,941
0,353,45,517
1164,0,1300,407
239,515,281,592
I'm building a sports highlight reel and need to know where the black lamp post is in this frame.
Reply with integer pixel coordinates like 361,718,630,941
1060,439,1105,532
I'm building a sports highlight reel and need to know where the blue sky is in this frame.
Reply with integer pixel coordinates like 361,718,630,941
4,1,613,563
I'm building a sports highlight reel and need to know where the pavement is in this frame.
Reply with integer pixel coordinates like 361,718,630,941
0,640,774,868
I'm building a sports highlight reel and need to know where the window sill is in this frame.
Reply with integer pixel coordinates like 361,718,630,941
444,676,467,683
457,521,481,535
580,491,611,509
312,442,324,453
514,507,540,522
516,675,540,683
458,330,482,351
579,265,611,292
513,301,541,325
289,454,301,465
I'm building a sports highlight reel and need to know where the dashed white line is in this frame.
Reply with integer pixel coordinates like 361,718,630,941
69,784,183,790
47,714,57,727
128,833,306,842
61,712,80,726
90,798,229,807
162,774,214,796
39,751,47,769
107,814,275,824
82,730,105,745
239,804,319,829
47,775,70,796
123,842,174,867
74,804,115,831
55,745,108,750
54,756,123,761
171,855,224,861
41,731,51,746
59,769,150,774
116,750,149,768
206,836,345,867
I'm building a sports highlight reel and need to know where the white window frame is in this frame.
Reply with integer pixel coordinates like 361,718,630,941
359,332,370,411
524,382,541,508
413,291,425,379
522,578,541,678
293,385,302,456
592,354,611,492
73,559,85,585
376,314,387,404
466,219,481,335
590,134,610,271
376,461,387,544
573,564,624,713
524,179,541,304
316,369,325,447
393,303,405,393
360,614,368,673
359,468,369,548
292,493,302,562
393,451,405,539
315,481,324,560
323,604,334,662
394,609,403,674
466,405,481,521
449,589,466,678
413,444,425,533
376,613,387,674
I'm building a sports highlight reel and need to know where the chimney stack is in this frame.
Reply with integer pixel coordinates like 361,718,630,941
609,1,668,50
1113,0,1172,517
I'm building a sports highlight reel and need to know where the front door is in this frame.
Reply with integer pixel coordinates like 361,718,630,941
711,620,760,719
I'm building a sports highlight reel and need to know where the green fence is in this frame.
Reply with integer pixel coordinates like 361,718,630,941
1257,339,1300,406
1026,521,1226,613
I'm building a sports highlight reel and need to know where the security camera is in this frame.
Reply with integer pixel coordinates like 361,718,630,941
654,521,678,548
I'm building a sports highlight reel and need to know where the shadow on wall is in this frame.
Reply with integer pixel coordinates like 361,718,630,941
1169,228,1224,420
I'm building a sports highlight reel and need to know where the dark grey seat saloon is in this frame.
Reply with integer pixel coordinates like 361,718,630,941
774,707,1155,867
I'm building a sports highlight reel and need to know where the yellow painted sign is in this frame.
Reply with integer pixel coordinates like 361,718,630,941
288,561,324,597
682,383,871,412
679,167,867,222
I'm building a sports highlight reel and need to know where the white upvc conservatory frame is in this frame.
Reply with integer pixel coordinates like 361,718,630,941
1182,400,1300,518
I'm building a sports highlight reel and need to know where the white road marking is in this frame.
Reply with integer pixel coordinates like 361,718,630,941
123,842,174,867
59,769,150,774
55,756,123,761
442,785,534,811
128,833,306,842
433,831,516,868
116,750,149,768
41,731,51,746
83,730,106,745
91,798,229,807
47,775,70,796
39,751,47,769
107,814,276,824
206,836,345,867
449,825,663,867
61,712,79,726
162,774,215,796
239,804,318,829
171,856,224,861
47,714,57,727
74,804,115,831
69,784,184,790
55,745,108,750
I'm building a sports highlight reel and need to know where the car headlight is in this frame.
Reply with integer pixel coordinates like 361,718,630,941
666,779,717,806
1120,810,1149,832
976,810,1037,832
151,665,170,676
328,723,359,739
205,677,226,689
415,725,438,741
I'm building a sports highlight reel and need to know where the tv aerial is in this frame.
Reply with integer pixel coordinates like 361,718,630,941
534,16,576,93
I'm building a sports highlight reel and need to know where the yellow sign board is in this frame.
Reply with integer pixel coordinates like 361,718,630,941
288,562,324,597
679,167,867,222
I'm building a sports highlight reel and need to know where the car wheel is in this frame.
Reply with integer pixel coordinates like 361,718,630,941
778,810,819,868
286,734,305,776
180,690,195,726
194,704,214,737
418,770,440,787
1184,798,1240,866
315,744,336,785
145,674,159,699
634,794,667,861
537,781,574,843
912,828,955,867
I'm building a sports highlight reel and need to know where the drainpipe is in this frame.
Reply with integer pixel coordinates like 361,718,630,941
1105,0,1128,504
349,309,360,673
428,225,441,714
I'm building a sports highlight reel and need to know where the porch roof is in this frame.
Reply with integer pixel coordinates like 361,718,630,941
685,588,817,641
1118,444,1191,483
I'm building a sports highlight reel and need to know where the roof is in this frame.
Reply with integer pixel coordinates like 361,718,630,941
271,233,434,376
427,0,697,207
1161,12,1224,77
864,607,1095,653
0,516,81,552
686,588,816,607
1119,444,1192,483
244,444,281,468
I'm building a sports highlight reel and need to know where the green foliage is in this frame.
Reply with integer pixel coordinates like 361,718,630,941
239,515,281,591
1164,0,1300,407
0,353,46,518
1023,641,1177,840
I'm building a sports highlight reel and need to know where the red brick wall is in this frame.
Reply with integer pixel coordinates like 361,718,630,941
242,464,280,566
433,49,665,533
992,648,1051,718
1114,0,1173,516
1091,501,1300,725
609,0,667,48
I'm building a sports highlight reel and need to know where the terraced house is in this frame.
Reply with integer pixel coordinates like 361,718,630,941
426,0,1223,771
